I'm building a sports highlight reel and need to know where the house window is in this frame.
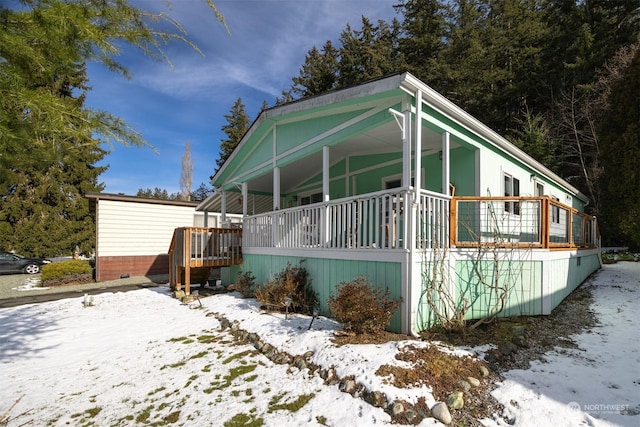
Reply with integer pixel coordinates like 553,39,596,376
300,192,322,205
535,182,544,197
504,174,520,214
385,178,402,189
551,196,560,223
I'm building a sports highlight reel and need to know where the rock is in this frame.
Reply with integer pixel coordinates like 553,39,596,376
293,356,307,370
404,409,420,424
391,401,405,416
174,290,185,299
339,378,357,395
499,341,518,355
512,334,528,348
430,402,452,425
485,349,503,364
458,379,471,392
446,391,464,410
513,325,526,336
324,368,339,385
479,365,490,377
364,390,388,408
467,376,481,387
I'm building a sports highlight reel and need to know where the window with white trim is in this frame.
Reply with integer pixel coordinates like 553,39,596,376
504,173,520,214
300,192,322,205
551,196,560,223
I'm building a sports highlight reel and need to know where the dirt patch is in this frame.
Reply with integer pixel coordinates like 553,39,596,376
328,279,598,425
42,273,93,287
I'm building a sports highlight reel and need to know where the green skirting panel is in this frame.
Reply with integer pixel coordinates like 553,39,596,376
454,260,543,320
241,254,403,332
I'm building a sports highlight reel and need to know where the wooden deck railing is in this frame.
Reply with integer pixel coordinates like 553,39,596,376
168,227,242,294
241,191,598,252
451,196,599,249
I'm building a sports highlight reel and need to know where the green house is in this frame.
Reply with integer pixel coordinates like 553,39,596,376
194,72,600,334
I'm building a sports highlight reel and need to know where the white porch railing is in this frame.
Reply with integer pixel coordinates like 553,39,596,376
243,189,452,251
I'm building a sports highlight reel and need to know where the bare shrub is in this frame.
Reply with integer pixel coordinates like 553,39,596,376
229,271,255,298
254,261,318,314
327,276,402,335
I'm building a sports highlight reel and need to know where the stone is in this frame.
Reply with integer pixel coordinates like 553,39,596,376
404,409,420,424
458,379,471,392
499,341,517,355
446,391,464,410
479,365,490,377
364,390,388,408
174,290,185,299
339,378,357,395
391,401,405,416
512,334,528,348
467,376,481,387
430,402,452,425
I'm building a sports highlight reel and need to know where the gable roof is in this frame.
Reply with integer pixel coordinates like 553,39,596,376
205,72,587,208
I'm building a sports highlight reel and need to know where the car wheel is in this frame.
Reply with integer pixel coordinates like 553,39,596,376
24,263,40,274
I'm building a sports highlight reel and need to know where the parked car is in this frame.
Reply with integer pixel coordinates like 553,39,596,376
0,251,51,274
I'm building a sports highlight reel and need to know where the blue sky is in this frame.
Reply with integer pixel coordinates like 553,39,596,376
86,0,399,196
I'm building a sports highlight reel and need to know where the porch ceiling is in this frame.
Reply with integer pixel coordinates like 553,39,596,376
247,120,454,194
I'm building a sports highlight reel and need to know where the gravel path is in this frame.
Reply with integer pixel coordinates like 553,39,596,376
0,273,169,308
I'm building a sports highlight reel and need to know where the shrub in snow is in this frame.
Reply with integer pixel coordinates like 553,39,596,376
327,276,402,335
255,261,318,314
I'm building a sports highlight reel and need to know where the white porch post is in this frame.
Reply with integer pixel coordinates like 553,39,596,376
241,182,248,216
322,146,330,202
221,190,227,222
273,167,281,210
323,146,331,245
442,131,450,195
414,90,423,192
402,101,411,188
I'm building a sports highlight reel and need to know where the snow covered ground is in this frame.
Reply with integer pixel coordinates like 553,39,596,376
0,262,638,426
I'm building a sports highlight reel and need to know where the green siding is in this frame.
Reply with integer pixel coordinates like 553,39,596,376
454,259,543,319
276,110,369,155
241,253,403,332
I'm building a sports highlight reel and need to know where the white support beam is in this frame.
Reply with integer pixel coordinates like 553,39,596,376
242,182,248,216
221,190,227,222
323,146,330,202
414,90,423,192
442,131,450,195
402,99,411,188
273,167,281,210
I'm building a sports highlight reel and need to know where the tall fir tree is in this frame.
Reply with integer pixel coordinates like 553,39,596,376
395,0,449,88
597,41,640,247
213,98,250,176
0,0,226,256
291,41,340,98
337,17,406,87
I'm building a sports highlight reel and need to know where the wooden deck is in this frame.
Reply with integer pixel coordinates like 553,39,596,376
168,227,242,294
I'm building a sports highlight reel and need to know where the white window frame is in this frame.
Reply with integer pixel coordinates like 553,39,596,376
504,173,520,215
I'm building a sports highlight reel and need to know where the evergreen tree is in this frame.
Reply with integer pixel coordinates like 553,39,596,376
291,41,340,98
597,41,640,247
0,0,225,257
337,17,405,87
213,98,249,176
191,182,213,202
395,0,449,87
